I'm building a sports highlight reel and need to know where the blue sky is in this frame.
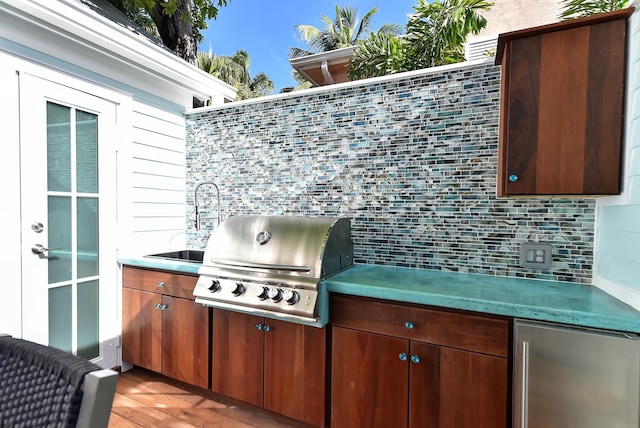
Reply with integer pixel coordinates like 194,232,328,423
198,1,418,92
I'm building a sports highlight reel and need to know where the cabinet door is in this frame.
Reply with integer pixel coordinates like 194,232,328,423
212,310,264,406
122,287,162,372
410,341,508,428
264,319,326,427
331,326,409,428
499,17,627,195
162,296,210,389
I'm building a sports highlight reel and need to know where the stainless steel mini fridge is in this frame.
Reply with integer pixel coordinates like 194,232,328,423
514,319,640,428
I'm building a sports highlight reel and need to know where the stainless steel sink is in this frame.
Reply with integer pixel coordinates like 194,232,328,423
144,250,204,263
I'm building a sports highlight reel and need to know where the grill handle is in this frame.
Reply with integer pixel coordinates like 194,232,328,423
209,259,311,273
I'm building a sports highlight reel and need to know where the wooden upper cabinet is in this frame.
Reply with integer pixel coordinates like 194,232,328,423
495,8,634,196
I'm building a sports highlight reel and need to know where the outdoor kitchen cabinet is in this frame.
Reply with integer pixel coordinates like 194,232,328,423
212,309,327,428
122,266,209,389
495,8,633,196
330,295,509,428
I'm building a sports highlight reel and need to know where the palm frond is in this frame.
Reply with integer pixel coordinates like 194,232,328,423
560,0,629,19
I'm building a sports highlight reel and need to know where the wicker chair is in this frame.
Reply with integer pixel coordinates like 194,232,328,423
0,335,119,428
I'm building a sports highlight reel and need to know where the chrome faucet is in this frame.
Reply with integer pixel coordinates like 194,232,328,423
194,181,222,231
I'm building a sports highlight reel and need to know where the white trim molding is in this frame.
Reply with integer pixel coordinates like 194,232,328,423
0,0,236,108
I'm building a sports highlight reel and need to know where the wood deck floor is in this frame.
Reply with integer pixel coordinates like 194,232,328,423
108,368,313,428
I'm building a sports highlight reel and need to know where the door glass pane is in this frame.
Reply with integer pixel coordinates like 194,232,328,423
49,285,72,353
78,197,99,278
77,280,99,359
48,196,72,283
47,102,71,192
76,110,98,193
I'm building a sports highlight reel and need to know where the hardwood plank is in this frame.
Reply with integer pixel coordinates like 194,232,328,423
584,19,626,194
122,368,225,409
263,319,326,427
110,392,195,427
110,368,309,428
331,295,510,357
331,327,409,427
122,288,163,372
504,35,540,195
107,410,143,428
537,25,589,193
123,266,198,299
212,310,264,407
162,296,210,389
497,41,511,196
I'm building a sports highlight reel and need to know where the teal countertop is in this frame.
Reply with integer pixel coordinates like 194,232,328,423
324,264,640,333
119,257,640,333
119,257,201,275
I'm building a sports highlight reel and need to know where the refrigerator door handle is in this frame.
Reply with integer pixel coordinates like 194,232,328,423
521,340,529,428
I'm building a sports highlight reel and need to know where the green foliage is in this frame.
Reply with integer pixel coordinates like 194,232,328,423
560,0,629,19
348,0,492,80
289,5,401,59
347,32,409,80
197,49,274,100
108,0,228,44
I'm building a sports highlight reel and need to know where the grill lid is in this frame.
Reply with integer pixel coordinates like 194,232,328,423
194,215,353,327
199,215,352,282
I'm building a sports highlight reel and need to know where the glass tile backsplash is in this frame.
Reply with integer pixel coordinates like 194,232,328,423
186,62,595,284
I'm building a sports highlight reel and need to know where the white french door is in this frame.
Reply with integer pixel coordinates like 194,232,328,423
19,73,118,368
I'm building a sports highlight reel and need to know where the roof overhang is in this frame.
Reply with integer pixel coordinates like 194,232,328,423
289,46,356,86
0,0,237,108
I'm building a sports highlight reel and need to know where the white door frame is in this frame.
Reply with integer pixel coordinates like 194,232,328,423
18,66,130,369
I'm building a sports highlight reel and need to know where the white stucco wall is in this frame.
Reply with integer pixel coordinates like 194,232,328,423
474,0,563,38
466,0,563,61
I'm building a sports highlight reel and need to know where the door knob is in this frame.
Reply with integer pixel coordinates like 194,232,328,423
31,244,59,255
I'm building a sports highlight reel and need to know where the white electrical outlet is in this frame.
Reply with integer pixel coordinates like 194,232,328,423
520,243,552,269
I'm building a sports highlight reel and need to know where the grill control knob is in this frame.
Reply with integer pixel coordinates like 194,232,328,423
268,288,283,302
208,279,221,293
231,282,245,296
256,286,269,300
284,290,299,305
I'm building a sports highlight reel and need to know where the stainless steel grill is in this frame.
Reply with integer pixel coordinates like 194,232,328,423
194,215,353,326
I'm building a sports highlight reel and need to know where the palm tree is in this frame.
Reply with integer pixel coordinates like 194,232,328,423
406,0,493,68
197,49,274,100
289,5,401,59
560,0,629,19
348,0,492,80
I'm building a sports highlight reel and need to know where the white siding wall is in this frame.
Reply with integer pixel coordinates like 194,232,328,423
0,46,191,335
119,100,188,257
594,3,640,310
0,54,23,337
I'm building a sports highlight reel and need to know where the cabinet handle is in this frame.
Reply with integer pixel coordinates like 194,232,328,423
159,304,167,311
256,323,263,330
405,321,414,330
263,325,271,332
410,355,420,364
154,303,160,309
509,174,519,183
157,281,164,288
399,353,407,361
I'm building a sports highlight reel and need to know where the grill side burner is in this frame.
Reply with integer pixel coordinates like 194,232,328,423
194,215,353,326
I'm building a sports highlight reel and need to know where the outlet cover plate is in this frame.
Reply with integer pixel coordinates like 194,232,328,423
520,242,552,270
